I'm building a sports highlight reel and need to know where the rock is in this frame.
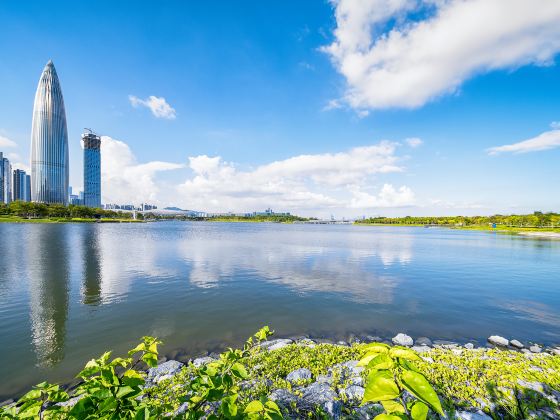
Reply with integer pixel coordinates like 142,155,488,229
487,335,509,347
174,402,189,416
147,360,184,383
316,374,333,384
517,380,546,395
464,343,474,349
268,341,290,351
510,339,524,349
192,356,216,367
415,337,433,347
300,382,342,418
269,388,300,407
260,339,293,350
452,349,463,356
411,345,431,353
551,347,560,356
455,410,492,419
330,360,364,381
286,368,312,383
392,333,413,347
529,344,542,353
56,395,85,408
353,403,384,419
336,340,349,346
343,385,365,402
433,340,459,349
0,399,14,408
362,335,383,343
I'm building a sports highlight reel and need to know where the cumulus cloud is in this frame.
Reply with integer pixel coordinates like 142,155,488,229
0,135,17,148
129,95,177,119
101,136,184,204
323,0,560,110
178,141,414,213
405,137,423,148
487,128,560,154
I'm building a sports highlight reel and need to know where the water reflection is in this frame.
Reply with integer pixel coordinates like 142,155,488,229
27,226,69,368
81,225,102,305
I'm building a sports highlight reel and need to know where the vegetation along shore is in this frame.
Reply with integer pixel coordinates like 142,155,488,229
1,327,559,419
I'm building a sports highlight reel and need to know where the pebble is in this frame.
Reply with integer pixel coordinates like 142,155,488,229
392,333,413,347
487,335,509,347
510,339,524,349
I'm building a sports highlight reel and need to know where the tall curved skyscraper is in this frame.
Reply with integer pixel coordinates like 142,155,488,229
30,60,69,205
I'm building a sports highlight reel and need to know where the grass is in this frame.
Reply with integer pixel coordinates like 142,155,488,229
356,222,560,234
0,215,142,223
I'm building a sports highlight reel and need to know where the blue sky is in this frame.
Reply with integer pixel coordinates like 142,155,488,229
1,0,559,217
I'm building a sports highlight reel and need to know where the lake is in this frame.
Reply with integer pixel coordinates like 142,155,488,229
0,221,559,399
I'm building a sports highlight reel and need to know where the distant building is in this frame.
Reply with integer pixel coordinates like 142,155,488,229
82,131,101,208
140,203,157,211
69,194,82,206
0,152,12,204
31,60,69,204
12,169,31,202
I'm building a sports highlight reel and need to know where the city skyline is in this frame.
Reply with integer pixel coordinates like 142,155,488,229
1,1,560,217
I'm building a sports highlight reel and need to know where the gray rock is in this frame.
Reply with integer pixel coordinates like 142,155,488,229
433,340,459,348
510,339,524,349
415,337,433,347
464,343,475,349
529,344,542,353
330,360,364,381
353,403,384,419
362,335,383,343
487,335,509,347
269,388,299,407
192,356,215,367
455,410,492,420
517,380,546,395
551,347,560,356
268,341,290,351
56,395,85,408
300,382,342,418
343,385,365,402
174,402,189,416
411,345,431,353
392,333,413,347
337,340,349,346
260,339,293,350
349,376,364,386
287,368,312,383
316,374,334,384
147,360,184,382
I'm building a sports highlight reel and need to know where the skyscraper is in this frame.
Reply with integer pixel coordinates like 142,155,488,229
82,131,101,208
0,152,12,204
13,169,31,202
30,60,69,205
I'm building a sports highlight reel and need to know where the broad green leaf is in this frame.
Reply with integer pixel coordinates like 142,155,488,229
78,359,99,378
244,400,265,413
367,353,395,370
389,347,421,361
19,389,41,401
358,352,380,367
381,399,406,414
232,362,248,379
128,343,146,356
69,396,95,417
142,353,158,368
221,395,238,418
363,343,390,352
134,407,150,420
401,370,444,415
363,370,400,403
116,385,136,399
410,401,429,420
265,400,281,414
373,414,404,420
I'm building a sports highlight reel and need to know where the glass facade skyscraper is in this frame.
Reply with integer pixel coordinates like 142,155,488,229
13,169,31,202
0,152,12,204
30,60,69,205
82,132,101,208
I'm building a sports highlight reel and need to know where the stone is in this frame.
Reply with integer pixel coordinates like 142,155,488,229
353,403,384,419
517,380,546,395
287,368,312,383
455,410,492,419
56,395,85,408
411,345,431,353
349,376,364,386
551,347,560,356
330,360,364,381
316,374,334,384
362,335,383,343
510,339,524,349
415,337,433,347
147,360,184,383
192,356,215,367
269,388,299,407
343,385,365,402
260,339,293,350
337,340,349,346
433,340,459,349
487,335,509,347
392,333,413,347
268,341,290,351
464,343,475,349
300,382,342,418
529,344,542,353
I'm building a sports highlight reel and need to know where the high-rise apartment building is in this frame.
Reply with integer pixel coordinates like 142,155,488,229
30,60,69,204
13,169,31,202
82,131,101,208
0,152,12,204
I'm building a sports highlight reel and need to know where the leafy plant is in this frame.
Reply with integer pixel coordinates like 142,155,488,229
359,343,444,420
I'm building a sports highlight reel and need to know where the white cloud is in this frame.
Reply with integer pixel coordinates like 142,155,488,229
550,121,560,129
178,141,414,214
487,128,560,154
101,136,183,204
0,135,17,148
129,95,177,119
405,137,423,148
323,0,560,110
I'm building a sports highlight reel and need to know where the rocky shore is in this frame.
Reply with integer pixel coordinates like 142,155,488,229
144,333,560,419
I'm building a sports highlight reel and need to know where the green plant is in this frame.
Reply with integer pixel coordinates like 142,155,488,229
359,343,444,420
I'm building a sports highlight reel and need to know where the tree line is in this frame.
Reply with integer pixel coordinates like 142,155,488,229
356,212,560,227
0,201,133,219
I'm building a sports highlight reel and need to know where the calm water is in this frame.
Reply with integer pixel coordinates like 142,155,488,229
1,222,559,398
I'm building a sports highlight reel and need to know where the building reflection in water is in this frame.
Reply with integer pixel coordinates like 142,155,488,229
81,224,102,305
27,225,69,368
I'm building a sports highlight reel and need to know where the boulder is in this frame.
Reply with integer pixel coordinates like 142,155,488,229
411,345,431,354
147,360,184,383
192,356,216,367
464,343,475,350
287,368,312,383
455,410,492,419
269,388,300,407
353,403,384,419
415,337,433,347
510,339,524,349
433,340,459,349
300,382,342,418
487,335,509,347
529,344,542,353
392,333,413,347
343,385,365,402
260,339,293,351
